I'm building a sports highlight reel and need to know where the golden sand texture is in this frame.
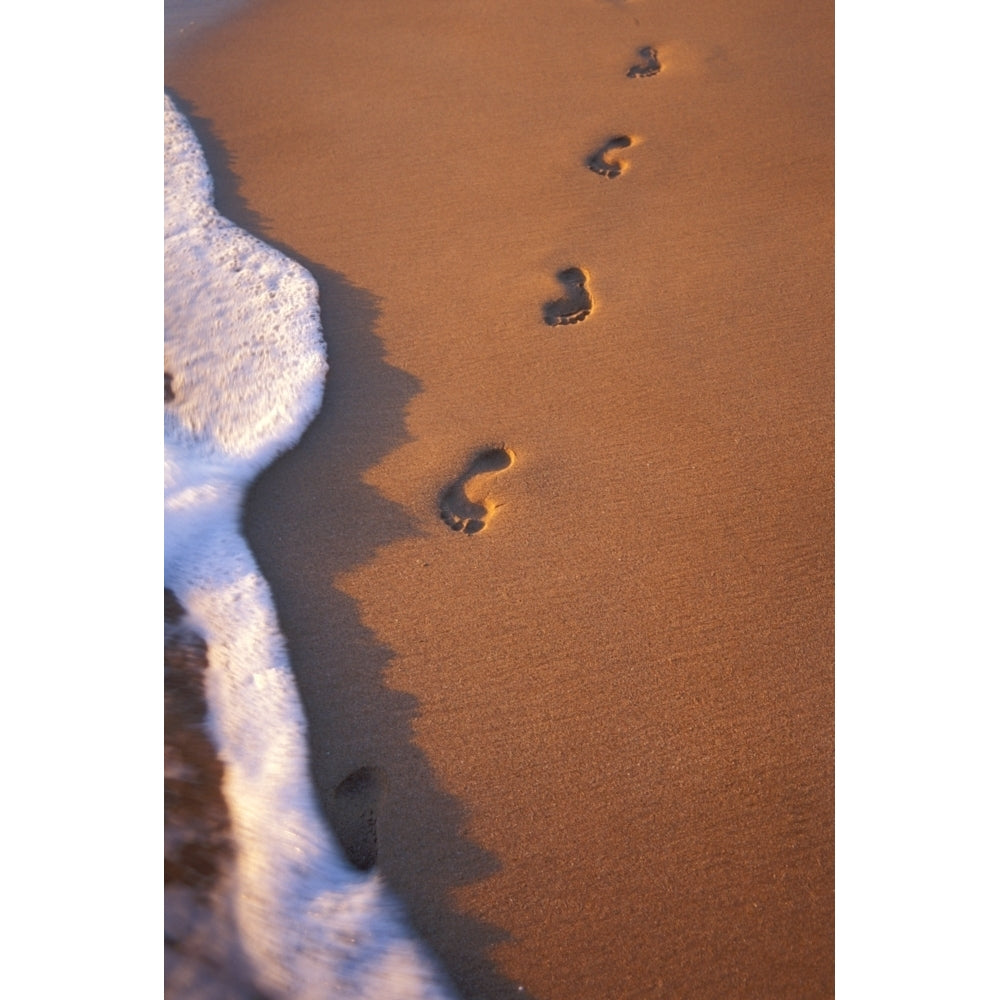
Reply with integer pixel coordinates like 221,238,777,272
166,1,833,996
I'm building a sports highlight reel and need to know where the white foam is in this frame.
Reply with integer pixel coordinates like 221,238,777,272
164,93,455,1000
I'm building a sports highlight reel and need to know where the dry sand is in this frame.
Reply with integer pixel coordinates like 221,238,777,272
165,0,833,996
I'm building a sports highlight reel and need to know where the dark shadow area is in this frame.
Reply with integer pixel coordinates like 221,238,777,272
167,92,536,1000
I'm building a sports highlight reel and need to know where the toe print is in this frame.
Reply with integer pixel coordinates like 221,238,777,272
544,267,593,326
587,135,634,179
440,447,515,534
627,46,661,79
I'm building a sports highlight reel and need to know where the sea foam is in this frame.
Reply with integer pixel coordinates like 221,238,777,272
164,93,455,1000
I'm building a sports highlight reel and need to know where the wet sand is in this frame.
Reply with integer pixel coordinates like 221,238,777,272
165,590,260,999
165,0,834,997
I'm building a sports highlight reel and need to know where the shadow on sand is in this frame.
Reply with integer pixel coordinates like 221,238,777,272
167,92,536,1000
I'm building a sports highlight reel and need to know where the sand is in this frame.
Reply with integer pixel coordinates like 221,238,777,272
165,0,834,997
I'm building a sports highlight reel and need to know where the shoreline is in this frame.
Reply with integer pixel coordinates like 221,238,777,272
166,1,834,996
165,590,259,997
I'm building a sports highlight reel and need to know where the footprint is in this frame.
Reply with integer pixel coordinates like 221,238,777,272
544,267,593,326
440,446,515,534
588,135,633,179
165,371,175,403
627,46,661,78
328,766,386,872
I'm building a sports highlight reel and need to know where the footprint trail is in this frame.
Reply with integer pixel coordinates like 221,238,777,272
328,766,386,872
440,447,515,534
588,135,634,178
544,267,593,326
627,46,661,78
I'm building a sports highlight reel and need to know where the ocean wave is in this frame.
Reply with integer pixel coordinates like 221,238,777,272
164,93,455,1000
